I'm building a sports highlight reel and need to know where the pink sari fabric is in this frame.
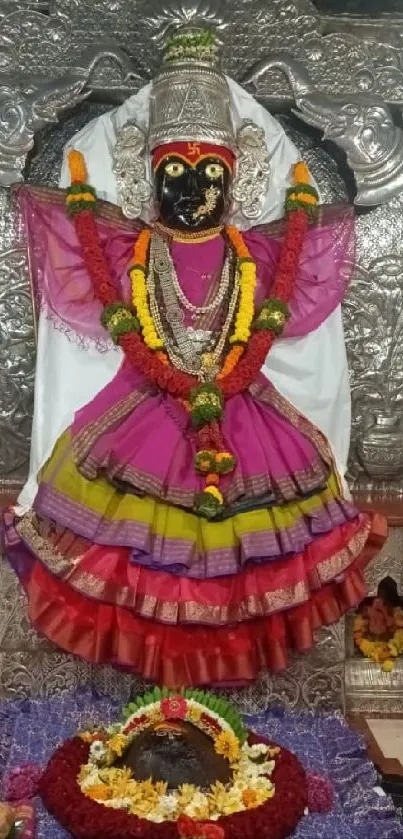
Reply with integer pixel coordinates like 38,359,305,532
67,359,330,509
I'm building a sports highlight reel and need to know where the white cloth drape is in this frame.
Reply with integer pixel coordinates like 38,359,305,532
17,77,351,510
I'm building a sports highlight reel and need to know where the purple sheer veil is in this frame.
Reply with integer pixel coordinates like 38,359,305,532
15,184,355,347
246,204,355,338
14,184,143,348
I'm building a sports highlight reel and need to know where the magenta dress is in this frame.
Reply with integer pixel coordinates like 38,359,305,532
2,186,386,687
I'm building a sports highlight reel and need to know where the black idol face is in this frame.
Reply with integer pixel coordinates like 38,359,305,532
154,155,232,232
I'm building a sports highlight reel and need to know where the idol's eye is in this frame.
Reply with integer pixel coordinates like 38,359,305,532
205,162,224,179
164,161,185,177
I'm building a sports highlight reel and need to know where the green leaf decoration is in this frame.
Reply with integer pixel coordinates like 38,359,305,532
122,687,247,743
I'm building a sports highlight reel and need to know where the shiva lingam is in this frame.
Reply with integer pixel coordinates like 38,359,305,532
38,689,311,838
115,718,233,789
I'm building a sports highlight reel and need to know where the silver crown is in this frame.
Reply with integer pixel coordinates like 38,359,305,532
148,26,235,151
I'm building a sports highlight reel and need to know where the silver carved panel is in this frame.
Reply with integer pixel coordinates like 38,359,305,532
344,194,403,495
1,0,403,102
1,0,403,708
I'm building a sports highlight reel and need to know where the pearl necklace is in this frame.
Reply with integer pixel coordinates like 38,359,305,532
157,234,230,316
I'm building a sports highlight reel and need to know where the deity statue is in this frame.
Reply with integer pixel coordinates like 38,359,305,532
2,26,386,687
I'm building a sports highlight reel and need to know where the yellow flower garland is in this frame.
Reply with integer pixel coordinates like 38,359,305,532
79,742,276,822
226,226,257,345
129,229,164,351
230,259,257,344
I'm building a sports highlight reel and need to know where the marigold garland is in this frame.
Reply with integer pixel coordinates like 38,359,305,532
68,149,87,183
129,229,164,351
225,227,257,345
66,153,318,518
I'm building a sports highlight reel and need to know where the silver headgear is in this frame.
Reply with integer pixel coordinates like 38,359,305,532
113,27,270,221
148,27,235,150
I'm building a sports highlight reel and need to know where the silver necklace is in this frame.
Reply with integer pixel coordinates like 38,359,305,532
146,231,239,378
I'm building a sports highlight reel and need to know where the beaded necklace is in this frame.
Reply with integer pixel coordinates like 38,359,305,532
147,232,240,378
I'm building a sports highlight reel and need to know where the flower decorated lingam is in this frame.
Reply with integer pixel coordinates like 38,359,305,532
39,688,310,839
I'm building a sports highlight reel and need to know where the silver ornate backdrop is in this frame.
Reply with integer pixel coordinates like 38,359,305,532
1,0,403,710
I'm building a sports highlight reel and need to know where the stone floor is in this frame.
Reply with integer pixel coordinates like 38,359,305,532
368,719,403,764
365,719,403,813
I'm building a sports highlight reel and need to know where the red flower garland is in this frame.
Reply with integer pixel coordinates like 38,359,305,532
220,209,308,398
71,206,308,402
177,814,225,838
39,733,307,839
73,211,196,399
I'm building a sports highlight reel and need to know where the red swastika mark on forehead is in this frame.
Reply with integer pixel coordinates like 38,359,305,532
187,142,201,158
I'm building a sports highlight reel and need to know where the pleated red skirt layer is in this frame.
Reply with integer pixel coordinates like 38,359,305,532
6,511,386,687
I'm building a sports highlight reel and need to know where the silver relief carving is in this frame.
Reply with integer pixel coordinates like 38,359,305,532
243,54,403,207
0,187,35,490
113,122,151,219
232,120,271,220
0,0,401,103
0,43,140,185
342,194,403,494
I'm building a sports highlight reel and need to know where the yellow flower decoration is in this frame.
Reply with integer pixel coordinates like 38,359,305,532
208,781,242,815
79,734,277,821
177,783,198,807
293,161,311,184
130,265,164,351
79,731,95,743
229,259,257,345
205,485,224,504
65,191,96,204
187,705,202,724
356,620,403,672
241,786,273,808
0,803,15,839
185,792,210,820
108,733,128,756
129,229,164,352
68,149,87,184
214,730,241,763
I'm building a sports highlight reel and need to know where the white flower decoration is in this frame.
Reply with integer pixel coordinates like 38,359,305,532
89,740,108,763
245,743,270,759
158,794,178,818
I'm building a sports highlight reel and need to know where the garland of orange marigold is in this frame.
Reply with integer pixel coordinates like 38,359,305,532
66,149,318,518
